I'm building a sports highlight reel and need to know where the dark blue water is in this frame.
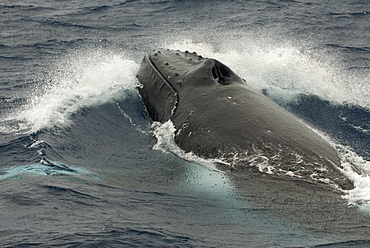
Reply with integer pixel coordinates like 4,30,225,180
1,0,370,247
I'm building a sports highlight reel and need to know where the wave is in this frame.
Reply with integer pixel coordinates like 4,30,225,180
285,94,370,160
330,11,369,17
1,47,139,135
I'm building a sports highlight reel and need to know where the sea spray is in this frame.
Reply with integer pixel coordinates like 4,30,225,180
2,48,139,134
165,40,369,109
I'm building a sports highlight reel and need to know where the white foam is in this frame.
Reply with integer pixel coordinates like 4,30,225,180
337,145,370,213
310,129,370,211
151,120,236,196
296,127,370,211
151,121,226,171
3,48,139,134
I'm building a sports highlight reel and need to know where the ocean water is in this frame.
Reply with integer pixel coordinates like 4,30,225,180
0,0,369,247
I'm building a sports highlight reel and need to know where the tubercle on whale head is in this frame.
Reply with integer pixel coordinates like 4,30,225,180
136,49,247,122
136,55,178,123
147,49,245,92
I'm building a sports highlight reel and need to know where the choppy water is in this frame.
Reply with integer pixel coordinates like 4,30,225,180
1,0,369,247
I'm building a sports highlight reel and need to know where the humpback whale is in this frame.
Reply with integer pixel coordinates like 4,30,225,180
136,49,353,190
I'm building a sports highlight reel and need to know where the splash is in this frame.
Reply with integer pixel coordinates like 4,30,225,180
165,39,369,109
2,48,139,134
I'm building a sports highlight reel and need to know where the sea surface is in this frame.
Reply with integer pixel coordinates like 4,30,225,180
1,0,369,247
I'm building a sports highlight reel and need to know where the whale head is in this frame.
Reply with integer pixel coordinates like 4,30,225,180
137,49,245,122
136,49,353,191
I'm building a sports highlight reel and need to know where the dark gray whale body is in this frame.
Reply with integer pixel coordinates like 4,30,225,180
137,49,353,190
